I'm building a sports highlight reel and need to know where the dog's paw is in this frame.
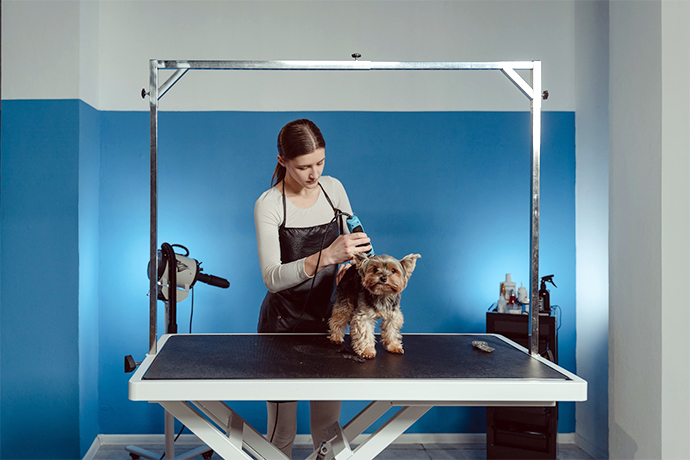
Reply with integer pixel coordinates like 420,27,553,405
358,348,376,359
328,333,344,345
386,346,404,355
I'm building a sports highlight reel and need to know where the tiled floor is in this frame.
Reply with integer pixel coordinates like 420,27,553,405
92,439,595,459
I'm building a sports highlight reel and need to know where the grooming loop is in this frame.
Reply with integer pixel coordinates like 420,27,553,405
145,58,545,357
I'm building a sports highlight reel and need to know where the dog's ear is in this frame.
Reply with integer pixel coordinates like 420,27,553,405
353,252,369,266
353,252,370,277
400,254,421,279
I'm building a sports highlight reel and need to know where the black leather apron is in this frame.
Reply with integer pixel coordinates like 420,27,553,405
258,183,342,333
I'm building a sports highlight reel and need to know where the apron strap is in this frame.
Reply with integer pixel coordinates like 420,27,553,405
281,181,343,233
318,183,345,235
281,181,287,228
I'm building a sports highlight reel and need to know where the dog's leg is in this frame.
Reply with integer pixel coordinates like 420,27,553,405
380,309,404,354
328,299,353,344
350,310,377,359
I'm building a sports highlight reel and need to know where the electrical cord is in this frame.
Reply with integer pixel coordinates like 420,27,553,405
158,425,186,460
289,211,347,332
553,304,562,331
189,287,194,334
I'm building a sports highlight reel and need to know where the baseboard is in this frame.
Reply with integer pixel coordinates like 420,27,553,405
575,432,608,459
82,435,102,460
91,433,213,446
295,432,489,446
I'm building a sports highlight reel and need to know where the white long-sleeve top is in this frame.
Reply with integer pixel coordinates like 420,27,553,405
254,176,353,293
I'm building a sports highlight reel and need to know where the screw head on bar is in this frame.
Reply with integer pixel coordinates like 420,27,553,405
141,88,150,99
351,53,362,61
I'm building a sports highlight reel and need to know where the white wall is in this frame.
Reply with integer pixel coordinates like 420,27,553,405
574,1,608,457
0,0,99,102
609,0,690,458
79,0,101,106
609,2,662,456
660,1,690,457
1,0,81,99
5,0,577,112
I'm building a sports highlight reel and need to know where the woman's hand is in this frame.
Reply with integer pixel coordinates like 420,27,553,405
324,233,371,265
304,233,371,277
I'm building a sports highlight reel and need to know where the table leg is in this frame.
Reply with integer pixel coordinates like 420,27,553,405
349,405,431,460
342,401,393,444
305,403,432,460
160,401,287,460
192,401,287,460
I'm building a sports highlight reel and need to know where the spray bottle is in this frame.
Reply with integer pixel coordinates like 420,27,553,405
538,274,557,314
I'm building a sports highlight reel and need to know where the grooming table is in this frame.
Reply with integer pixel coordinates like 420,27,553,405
129,333,586,459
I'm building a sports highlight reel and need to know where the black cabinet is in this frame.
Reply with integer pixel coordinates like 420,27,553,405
486,312,558,459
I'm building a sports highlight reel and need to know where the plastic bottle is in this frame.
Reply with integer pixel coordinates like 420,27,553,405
517,283,528,304
503,274,516,302
497,295,507,313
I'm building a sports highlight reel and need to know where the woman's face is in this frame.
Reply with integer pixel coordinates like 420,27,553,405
279,148,326,190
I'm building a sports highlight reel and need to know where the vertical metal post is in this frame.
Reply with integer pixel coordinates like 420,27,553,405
149,59,159,355
529,61,542,356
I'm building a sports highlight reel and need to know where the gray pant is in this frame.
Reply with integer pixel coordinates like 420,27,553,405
266,401,342,458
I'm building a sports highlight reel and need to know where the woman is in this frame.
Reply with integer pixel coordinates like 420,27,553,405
254,119,371,457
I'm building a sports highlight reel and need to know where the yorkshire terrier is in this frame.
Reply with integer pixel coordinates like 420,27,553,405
328,253,421,359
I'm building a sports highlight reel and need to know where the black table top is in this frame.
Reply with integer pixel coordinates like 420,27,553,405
142,334,570,382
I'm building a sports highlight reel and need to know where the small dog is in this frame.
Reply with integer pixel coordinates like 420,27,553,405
328,253,421,359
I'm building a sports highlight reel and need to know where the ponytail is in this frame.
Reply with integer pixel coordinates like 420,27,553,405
271,163,286,187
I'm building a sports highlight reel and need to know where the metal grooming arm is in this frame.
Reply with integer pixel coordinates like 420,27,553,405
144,58,545,356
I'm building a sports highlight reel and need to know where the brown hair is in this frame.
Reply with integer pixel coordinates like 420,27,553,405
271,119,326,186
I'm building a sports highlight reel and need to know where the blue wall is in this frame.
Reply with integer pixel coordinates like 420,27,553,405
1,100,82,459
98,110,576,434
0,102,575,456
78,102,101,455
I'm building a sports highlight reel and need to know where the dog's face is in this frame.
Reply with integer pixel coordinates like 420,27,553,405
354,253,421,296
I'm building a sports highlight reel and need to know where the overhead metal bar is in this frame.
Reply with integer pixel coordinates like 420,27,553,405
146,58,545,357
158,68,189,100
155,59,536,71
151,60,539,103
501,66,534,100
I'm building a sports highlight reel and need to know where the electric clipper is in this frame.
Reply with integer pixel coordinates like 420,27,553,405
346,214,375,256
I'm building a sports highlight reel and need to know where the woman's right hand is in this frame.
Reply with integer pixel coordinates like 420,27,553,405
325,233,371,265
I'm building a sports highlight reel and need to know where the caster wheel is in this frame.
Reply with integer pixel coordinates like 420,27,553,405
202,451,214,460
